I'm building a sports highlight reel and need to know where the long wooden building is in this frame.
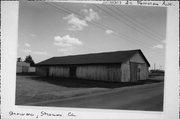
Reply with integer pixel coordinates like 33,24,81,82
36,49,150,82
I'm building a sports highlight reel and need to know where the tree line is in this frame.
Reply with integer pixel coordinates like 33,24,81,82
17,55,35,66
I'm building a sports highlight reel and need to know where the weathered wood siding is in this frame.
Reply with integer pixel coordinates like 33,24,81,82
36,52,149,82
130,52,146,63
49,66,69,78
121,61,130,82
76,64,121,82
36,66,49,76
128,52,149,80
139,64,149,80
130,62,139,82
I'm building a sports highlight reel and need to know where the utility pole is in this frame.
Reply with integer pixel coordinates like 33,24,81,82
154,63,156,70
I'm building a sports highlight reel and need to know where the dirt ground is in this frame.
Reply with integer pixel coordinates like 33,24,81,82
29,82,164,111
15,74,164,105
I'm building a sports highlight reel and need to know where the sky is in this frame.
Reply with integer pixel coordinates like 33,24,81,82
17,2,167,70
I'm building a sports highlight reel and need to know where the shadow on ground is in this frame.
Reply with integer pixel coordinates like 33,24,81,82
18,74,163,89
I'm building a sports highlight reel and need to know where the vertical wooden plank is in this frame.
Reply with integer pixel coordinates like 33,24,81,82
76,64,122,82
36,66,48,77
121,62,130,82
130,62,138,82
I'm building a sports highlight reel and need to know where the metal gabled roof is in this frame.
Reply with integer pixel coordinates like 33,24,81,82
36,49,150,67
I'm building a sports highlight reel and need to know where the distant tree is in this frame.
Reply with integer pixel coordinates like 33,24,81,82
17,57,22,62
24,55,35,66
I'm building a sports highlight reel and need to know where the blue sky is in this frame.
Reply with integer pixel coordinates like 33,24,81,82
17,2,167,70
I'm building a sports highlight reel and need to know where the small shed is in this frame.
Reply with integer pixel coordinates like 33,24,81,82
16,61,36,73
36,49,150,82
17,61,30,73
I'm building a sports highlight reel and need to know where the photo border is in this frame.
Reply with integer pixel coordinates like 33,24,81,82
1,1,179,119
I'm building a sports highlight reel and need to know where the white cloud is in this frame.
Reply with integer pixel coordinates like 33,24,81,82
152,44,164,49
82,8,100,22
54,35,82,55
54,35,82,47
63,9,100,31
25,43,31,47
105,29,115,34
63,14,88,31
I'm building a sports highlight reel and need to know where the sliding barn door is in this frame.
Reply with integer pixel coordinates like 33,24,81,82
70,66,77,78
130,62,139,82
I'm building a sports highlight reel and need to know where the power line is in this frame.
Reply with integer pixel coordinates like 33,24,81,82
104,5,163,44
63,3,164,49
113,5,164,41
44,2,152,49
42,2,164,57
93,4,165,55
93,4,157,46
